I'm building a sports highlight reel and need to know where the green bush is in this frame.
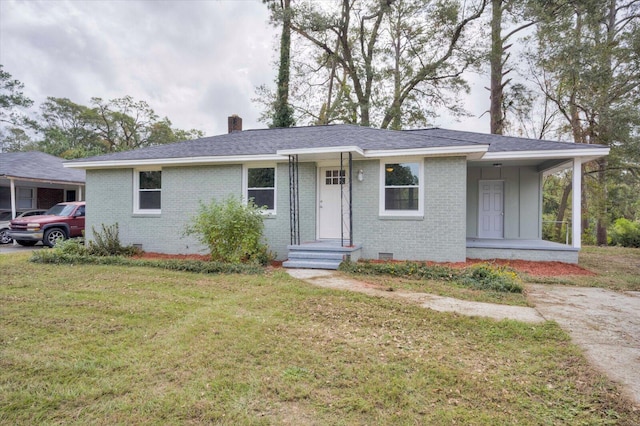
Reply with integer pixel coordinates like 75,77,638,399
460,263,523,293
52,238,88,256
184,196,273,265
339,260,458,281
87,223,140,257
610,218,640,248
29,252,264,275
340,260,523,293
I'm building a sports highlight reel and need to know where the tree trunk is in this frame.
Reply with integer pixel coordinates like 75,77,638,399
489,0,504,134
272,0,294,128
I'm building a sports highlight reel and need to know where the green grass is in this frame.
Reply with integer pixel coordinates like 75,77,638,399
526,246,640,291
1,253,638,424
341,274,532,306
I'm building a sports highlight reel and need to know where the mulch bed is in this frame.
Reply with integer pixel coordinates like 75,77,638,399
135,252,594,277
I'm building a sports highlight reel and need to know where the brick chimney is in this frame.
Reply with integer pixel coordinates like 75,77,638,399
228,115,242,133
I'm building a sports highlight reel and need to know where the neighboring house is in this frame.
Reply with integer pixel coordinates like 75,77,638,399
1,152,85,217
65,118,609,268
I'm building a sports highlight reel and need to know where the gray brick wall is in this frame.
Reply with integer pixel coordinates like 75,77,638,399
262,161,316,260
87,157,466,261
466,247,578,263
352,157,466,262
87,166,242,254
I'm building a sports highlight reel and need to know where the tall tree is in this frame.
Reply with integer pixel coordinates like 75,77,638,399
36,96,204,159
37,97,102,159
0,65,36,152
533,0,640,244
266,0,296,128
264,0,487,129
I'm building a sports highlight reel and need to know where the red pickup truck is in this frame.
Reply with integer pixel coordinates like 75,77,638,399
9,201,86,247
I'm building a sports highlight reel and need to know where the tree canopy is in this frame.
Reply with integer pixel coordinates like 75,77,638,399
0,66,204,159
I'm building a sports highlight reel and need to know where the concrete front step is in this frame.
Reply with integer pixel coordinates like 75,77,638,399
284,242,363,270
282,258,342,270
287,251,344,261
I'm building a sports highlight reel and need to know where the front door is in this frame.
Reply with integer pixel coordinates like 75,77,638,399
318,167,348,239
478,180,504,239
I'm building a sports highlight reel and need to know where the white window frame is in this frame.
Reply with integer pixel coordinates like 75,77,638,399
133,168,162,215
379,158,424,217
17,187,35,210
243,164,276,215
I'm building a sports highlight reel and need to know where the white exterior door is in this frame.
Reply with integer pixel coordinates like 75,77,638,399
318,167,347,239
478,180,504,239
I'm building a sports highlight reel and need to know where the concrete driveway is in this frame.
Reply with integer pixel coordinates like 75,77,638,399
288,269,640,407
526,284,640,407
0,243,45,254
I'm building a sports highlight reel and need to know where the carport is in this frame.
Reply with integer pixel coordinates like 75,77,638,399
0,151,85,218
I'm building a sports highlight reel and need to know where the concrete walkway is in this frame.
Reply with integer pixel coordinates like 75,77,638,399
287,268,545,323
287,269,640,407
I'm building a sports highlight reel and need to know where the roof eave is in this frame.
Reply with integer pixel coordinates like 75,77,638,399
64,154,290,169
364,145,489,159
483,147,610,160
0,175,85,185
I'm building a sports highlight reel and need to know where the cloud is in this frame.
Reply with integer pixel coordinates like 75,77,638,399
0,0,492,136
0,0,278,135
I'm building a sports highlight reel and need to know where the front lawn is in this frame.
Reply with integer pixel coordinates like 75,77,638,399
527,246,640,291
1,253,638,424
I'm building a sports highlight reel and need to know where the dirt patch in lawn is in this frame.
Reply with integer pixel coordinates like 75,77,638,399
465,259,595,276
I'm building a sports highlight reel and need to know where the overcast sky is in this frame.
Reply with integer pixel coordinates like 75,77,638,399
0,0,489,137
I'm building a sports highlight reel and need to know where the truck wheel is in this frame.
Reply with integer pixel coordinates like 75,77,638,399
44,228,67,247
16,240,37,246
0,228,11,244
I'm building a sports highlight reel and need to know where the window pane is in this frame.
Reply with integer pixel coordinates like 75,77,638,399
0,187,9,209
140,171,161,190
385,163,419,186
248,168,274,188
248,189,274,210
385,187,419,210
140,191,161,209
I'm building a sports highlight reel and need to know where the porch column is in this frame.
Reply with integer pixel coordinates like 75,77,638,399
572,158,582,249
9,178,16,218
78,185,83,201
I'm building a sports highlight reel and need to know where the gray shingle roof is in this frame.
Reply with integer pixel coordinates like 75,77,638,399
1,151,85,183
407,128,605,152
66,125,482,163
66,124,607,165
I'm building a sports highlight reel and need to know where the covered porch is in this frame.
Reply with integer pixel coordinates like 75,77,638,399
466,238,579,263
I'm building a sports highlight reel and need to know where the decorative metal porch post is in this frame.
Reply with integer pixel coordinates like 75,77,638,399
288,155,300,245
339,152,353,247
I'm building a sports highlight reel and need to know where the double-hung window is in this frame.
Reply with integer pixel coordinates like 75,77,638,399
17,188,35,209
134,169,162,214
380,161,423,216
246,166,276,213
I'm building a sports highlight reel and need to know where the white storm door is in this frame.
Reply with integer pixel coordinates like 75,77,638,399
478,180,504,239
318,167,346,239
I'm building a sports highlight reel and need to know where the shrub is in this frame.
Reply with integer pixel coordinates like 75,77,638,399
610,218,640,248
87,223,140,257
29,252,263,274
340,260,523,293
53,238,88,255
339,260,459,281
460,263,523,293
184,196,273,265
